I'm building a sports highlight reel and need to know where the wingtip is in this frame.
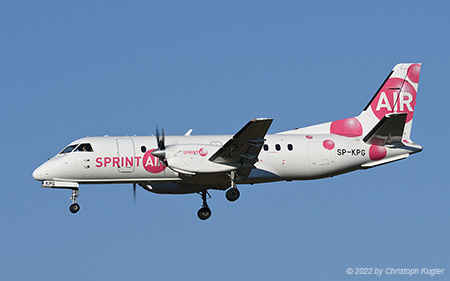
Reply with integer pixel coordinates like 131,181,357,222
252,118,273,122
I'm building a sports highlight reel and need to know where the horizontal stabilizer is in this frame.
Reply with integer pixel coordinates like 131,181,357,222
363,113,407,145
361,154,409,168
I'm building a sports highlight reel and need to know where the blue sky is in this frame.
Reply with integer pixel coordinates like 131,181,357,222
1,1,449,280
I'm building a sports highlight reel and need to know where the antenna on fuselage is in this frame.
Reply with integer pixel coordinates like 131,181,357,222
185,129,193,136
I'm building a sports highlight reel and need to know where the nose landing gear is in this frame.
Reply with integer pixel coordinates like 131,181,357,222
197,190,211,220
69,189,80,214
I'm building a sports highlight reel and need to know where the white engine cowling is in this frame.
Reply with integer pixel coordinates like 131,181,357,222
164,144,235,174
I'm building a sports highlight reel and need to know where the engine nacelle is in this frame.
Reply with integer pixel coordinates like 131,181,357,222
140,182,228,194
140,182,204,194
164,144,235,174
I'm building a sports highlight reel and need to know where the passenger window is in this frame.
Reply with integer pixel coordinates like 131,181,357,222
288,144,293,151
263,144,269,151
275,144,281,151
60,144,78,154
141,146,147,153
75,143,93,152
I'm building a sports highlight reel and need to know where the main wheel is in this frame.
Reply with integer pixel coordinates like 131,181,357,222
197,207,212,220
226,188,240,202
69,203,80,214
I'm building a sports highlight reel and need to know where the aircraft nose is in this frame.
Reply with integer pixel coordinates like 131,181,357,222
32,164,47,181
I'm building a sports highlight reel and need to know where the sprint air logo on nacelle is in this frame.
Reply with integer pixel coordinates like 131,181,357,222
183,147,208,157
371,78,417,123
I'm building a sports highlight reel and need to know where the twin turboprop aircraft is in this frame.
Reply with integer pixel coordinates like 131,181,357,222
33,63,423,220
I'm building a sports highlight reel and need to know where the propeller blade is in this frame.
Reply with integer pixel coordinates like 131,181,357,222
161,126,165,150
155,125,165,150
133,183,136,205
154,125,166,162
156,126,161,148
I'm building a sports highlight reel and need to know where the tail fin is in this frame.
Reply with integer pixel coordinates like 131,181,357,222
358,63,421,142
278,63,421,140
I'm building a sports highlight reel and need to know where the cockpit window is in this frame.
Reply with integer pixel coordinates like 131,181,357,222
60,144,78,154
75,143,94,152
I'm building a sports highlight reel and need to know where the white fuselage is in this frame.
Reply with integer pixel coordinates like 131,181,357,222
33,133,418,194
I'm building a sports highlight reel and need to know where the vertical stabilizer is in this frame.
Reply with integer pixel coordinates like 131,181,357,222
278,63,421,142
358,63,421,142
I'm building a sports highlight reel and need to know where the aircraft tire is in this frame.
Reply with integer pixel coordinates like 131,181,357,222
197,207,211,220
226,188,240,202
69,203,80,214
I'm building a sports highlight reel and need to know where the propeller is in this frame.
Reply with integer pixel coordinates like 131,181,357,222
133,183,136,205
152,126,166,162
156,126,165,150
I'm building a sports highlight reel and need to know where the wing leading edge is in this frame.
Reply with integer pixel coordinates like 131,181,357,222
209,118,273,165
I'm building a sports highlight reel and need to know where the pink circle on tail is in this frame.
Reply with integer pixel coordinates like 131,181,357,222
407,64,421,83
330,117,363,137
323,139,335,150
370,78,416,123
369,145,387,161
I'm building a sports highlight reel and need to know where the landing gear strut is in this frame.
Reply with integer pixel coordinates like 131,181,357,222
197,190,211,220
226,170,240,202
69,189,80,214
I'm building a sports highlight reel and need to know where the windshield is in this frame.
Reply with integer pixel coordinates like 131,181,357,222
74,143,93,152
59,144,78,154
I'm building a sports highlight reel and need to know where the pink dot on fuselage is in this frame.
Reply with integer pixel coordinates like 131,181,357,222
323,139,335,150
306,135,313,139
330,117,363,137
143,149,166,173
369,145,387,161
407,64,421,83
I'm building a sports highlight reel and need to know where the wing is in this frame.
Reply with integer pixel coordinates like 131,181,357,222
209,118,273,166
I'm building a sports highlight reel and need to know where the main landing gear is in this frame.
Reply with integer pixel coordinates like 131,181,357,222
196,171,240,220
197,190,212,220
226,188,240,202
225,170,240,202
69,189,80,214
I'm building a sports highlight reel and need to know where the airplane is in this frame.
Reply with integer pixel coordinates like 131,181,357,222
33,63,423,220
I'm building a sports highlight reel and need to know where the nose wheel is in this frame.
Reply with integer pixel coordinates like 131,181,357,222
197,190,211,220
69,203,80,213
69,189,80,214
